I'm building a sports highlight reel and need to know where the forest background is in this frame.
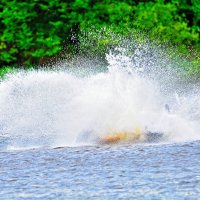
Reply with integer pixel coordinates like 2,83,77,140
0,0,199,77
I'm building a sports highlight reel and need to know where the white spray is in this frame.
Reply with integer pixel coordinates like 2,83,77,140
0,44,199,150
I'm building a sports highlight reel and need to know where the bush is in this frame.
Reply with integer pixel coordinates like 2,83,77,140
0,0,87,66
132,1,199,52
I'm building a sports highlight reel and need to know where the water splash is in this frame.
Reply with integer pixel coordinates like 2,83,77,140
0,44,199,150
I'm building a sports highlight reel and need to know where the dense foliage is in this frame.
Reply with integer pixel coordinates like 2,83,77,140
0,0,199,70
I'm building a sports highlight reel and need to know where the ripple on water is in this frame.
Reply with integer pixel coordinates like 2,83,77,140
0,141,200,199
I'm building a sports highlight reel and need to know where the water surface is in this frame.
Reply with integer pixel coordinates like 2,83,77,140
1,141,200,199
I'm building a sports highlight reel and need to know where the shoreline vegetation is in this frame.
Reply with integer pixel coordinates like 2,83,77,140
0,0,199,78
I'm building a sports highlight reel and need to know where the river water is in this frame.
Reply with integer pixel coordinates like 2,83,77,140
1,141,200,199
0,44,199,199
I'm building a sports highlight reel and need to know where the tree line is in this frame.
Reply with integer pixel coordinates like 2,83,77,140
0,0,199,67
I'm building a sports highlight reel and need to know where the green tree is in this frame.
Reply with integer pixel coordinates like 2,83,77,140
0,0,199,68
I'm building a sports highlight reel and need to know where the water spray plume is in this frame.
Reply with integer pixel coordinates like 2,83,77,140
0,40,199,150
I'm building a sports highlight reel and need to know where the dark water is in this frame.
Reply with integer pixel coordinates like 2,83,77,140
1,141,200,200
